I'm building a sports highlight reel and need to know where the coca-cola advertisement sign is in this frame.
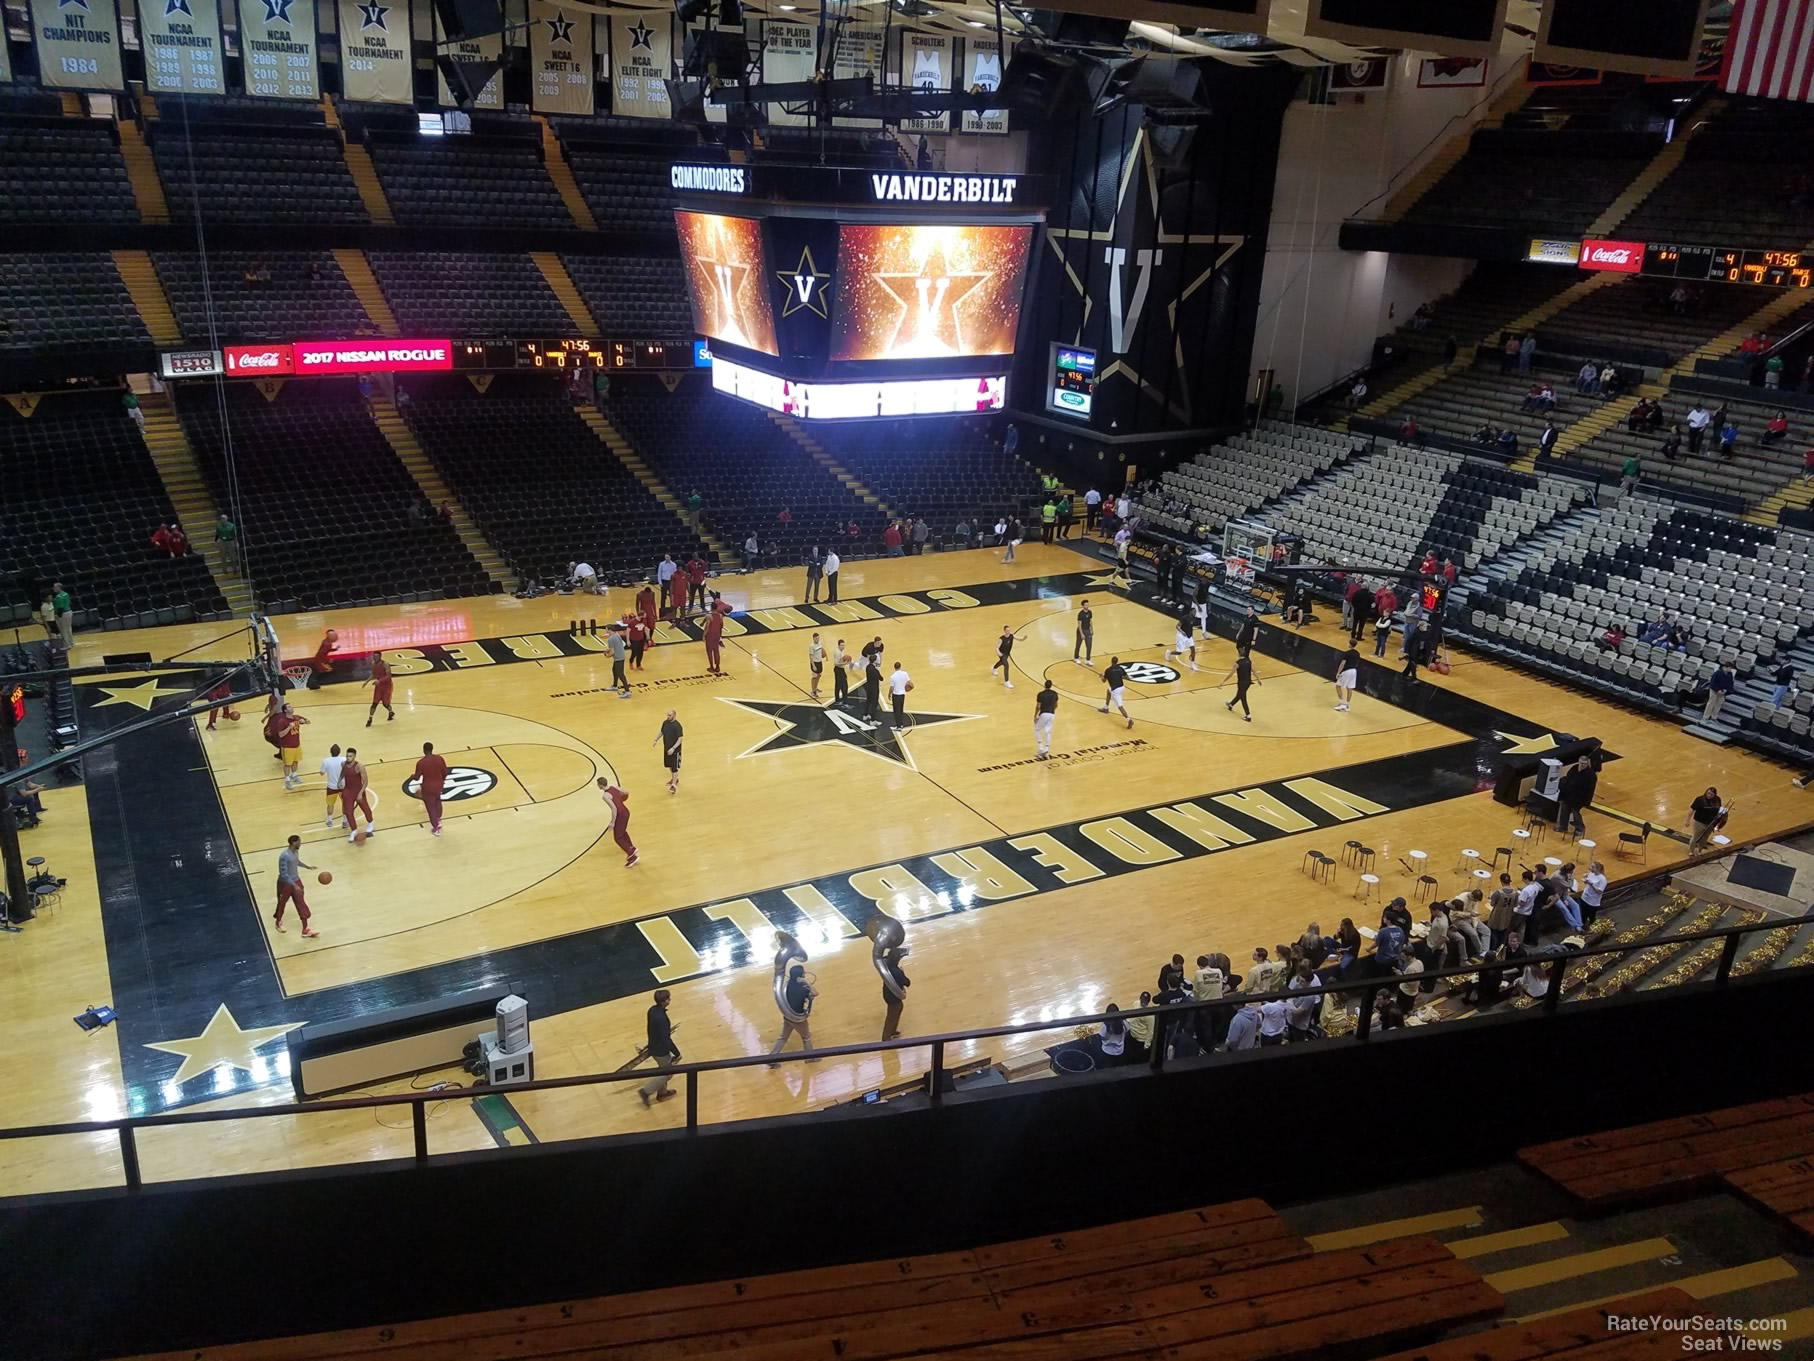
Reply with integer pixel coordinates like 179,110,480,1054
292,340,453,374
224,344,295,374
1578,239,1645,273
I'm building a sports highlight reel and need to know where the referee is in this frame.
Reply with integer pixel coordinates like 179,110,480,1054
1074,599,1094,665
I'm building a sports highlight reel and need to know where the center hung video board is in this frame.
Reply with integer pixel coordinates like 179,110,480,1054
829,223,1034,362
675,210,780,358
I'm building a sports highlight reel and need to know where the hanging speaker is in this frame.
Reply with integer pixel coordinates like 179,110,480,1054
432,0,504,41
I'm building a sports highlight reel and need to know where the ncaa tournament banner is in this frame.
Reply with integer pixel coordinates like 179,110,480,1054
336,0,411,104
30,0,125,91
238,0,319,99
760,19,815,127
960,34,1005,134
436,8,503,107
896,30,951,134
831,23,882,127
609,11,670,118
529,0,593,114
141,0,227,94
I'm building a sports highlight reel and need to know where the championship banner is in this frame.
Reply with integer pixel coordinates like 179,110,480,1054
141,0,226,94
831,24,882,127
760,19,816,127
436,9,503,108
529,0,593,114
29,0,125,91
897,31,951,134
239,0,319,100
336,0,411,105
960,35,1005,134
609,11,670,118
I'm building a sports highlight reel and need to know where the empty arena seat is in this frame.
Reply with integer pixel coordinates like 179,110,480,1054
1622,98,1814,247
1402,132,1661,237
561,255,692,337
398,372,709,584
175,379,489,609
1137,421,1360,538
0,253,152,357
558,144,678,233
364,121,573,230
1540,276,1768,366
608,375,876,562
151,120,367,226
0,390,225,624
0,113,139,224
153,251,373,344
809,416,1048,537
368,252,577,338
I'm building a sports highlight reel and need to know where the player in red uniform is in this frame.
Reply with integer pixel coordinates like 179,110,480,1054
635,582,658,634
625,613,649,669
702,592,732,675
668,569,687,622
205,678,233,730
310,628,339,677
414,740,448,836
685,554,708,612
598,778,638,867
262,692,286,759
364,654,395,727
341,747,376,842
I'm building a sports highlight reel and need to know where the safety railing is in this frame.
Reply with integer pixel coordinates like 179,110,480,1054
2,909,1809,1194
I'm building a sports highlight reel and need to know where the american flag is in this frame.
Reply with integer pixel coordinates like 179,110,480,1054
1722,0,1814,102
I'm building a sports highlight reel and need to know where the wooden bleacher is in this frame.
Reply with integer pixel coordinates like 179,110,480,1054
1519,1092,1814,1233
127,1199,1504,1361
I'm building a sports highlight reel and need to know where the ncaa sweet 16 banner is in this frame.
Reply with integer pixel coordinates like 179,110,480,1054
609,11,670,118
240,0,318,99
898,31,952,134
140,0,226,94
436,9,503,108
961,36,1006,135
29,0,125,91
336,0,411,104
530,0,594,114
760,19,816,127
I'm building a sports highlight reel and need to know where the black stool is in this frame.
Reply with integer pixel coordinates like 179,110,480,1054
1354,847,1376,874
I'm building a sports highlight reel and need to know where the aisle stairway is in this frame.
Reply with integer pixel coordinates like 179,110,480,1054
111,249,182,347
133,387,255,615
577,407,736,565
367,392,514,592
325,97,395,226
1586,100,1724,238
529,251,600,335
768,412,894,516
114,118,170,224
332,249,400,336
536,116,597,230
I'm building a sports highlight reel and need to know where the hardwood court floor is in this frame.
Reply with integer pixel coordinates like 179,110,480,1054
5,543,1811,1193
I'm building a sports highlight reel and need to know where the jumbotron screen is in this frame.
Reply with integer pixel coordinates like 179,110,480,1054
675,211,779,358
830,223,1033,362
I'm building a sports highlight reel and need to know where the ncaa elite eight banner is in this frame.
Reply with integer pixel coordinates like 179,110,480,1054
29,0,125,91
239,0,319,99
337,0,411,104
609,11,670,117
140,0,226,94
529,0,594,114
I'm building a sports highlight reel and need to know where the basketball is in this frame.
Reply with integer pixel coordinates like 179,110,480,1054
325,628,339,643
317,871,332,885
226,710,241,722
354,830,368,844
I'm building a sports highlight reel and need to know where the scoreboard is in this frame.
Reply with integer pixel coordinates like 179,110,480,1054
1046,344,1096,420
1642,245,1812,289
450,339,704,371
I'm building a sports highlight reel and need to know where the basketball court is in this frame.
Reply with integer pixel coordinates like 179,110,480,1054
6,540,1807,1193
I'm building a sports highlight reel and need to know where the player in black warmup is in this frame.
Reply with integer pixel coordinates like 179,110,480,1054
654,708,683,794
991,624,1016,689
1164,602,1199,672
1073,599,1093,665
1235,605,1258,652
1223,646,1259,721
863,655,883,719
1100,656,1133,728
1033,678,1060,758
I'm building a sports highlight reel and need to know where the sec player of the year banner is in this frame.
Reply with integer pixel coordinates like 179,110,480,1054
239,0,319,99
336,0,411,104
141,0,227,94
609,11,670,117
529,0,593,114
761,19,815,126
436,9,503,107
29,0,125,91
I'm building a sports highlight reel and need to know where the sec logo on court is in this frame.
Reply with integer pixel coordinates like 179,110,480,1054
1123,662,1180,684
402,766,498,802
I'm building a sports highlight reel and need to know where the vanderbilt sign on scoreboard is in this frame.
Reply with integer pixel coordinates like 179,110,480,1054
29,0,125,91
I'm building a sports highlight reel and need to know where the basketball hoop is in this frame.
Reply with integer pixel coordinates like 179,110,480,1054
283,665,313,692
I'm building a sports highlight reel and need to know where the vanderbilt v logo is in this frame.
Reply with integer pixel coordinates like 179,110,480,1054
1104,246,1162,354
776,246,831,318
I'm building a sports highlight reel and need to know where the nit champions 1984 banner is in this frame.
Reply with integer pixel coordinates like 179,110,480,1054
30,0,125,91
140,0,226,94
336,0,411,104
529,0,594,115
239,0,318,99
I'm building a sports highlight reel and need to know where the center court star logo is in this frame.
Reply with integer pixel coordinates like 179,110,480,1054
719,696,982,769
545,11,573,44
627,17,653,48
358,1,388,30
88,679,189,711
261,0,293,20
144,1003,302,1088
